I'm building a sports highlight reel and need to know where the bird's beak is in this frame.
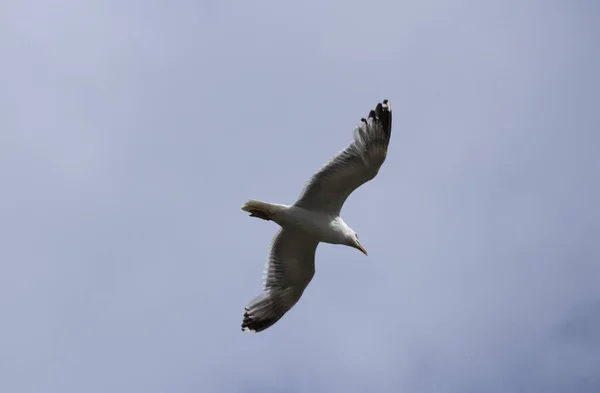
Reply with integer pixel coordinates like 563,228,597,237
357,242,368,256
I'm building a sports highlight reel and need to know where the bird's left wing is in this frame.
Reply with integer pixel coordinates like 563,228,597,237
293,100,392,215
242,228,319,333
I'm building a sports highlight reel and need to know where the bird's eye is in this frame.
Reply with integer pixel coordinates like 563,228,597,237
355,234,359,239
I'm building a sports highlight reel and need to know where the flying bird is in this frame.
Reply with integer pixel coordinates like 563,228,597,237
241,99,393,332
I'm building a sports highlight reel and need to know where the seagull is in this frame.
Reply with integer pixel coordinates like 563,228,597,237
241,99,393,332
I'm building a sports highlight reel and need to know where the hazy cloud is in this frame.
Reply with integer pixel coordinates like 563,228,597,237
1,1,598,392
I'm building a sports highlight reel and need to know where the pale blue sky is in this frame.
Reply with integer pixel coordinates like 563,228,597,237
1,1,599,392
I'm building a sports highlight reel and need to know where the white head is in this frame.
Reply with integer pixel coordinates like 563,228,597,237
346,230,368,256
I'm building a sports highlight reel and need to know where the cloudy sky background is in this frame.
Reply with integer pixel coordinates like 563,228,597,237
1,0,599,392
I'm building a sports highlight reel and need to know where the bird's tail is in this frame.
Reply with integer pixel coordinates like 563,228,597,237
241,200,282,221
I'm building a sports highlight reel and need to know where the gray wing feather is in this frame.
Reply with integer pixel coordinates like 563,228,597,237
293,100,393,215
242,228,319,332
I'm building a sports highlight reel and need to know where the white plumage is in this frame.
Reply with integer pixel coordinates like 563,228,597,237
241,100,393,332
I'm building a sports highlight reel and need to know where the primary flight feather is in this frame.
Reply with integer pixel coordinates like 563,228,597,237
241,99,393,332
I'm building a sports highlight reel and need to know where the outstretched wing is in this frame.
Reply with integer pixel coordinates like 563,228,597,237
293,100,393,215
242,228,319,333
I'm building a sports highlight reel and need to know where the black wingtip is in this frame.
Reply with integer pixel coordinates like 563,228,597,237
375,103,383,119
368,100,391,119
382,99,391,115
367,99,392,143
241,311,254,332
241,310,273,333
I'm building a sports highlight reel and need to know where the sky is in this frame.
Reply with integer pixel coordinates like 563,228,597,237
1,0,599,392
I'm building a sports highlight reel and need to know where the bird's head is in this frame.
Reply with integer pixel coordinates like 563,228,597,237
348,231,368,256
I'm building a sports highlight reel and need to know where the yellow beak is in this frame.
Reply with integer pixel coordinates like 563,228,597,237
357,243,368,256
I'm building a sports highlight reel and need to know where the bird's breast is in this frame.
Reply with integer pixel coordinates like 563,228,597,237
282,207,344,244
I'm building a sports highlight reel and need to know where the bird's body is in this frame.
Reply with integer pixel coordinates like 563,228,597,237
247,202,352,245
241,100,393,332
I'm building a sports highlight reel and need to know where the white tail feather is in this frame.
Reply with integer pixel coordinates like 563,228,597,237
241,200,284,221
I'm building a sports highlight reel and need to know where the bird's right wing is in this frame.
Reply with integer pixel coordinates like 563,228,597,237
293,100,392,215
242,228,319,333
